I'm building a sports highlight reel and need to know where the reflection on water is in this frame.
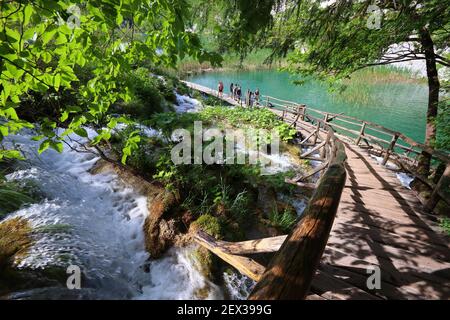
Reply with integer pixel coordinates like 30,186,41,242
188,70,428,143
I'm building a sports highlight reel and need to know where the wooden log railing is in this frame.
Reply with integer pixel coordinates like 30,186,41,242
183,81,448,299
193,113,348,299
260,95,450,212
249,126,347,299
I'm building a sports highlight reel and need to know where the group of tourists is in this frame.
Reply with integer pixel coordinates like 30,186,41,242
229,83,242,101
226,82,260,106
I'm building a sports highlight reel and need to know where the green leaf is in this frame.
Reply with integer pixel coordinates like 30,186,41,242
55,34,68,45
38,140,51,154
53,73,61,91
5,27,20,42
41,52,52,63
121,153,128,164
24,5,33,26
60,110,69,122
3,108,19,120
42,29,57,45
0,149,24,160
116,13,123,26
74,127,88,138
31,135,45,141
5,62,25,78
50,141,64,153
0,125,8,137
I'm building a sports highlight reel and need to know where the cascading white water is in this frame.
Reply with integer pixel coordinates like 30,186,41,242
3,123,223,299
3,93,310,300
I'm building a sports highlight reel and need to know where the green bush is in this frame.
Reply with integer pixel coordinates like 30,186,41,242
268,208,297,233
110,125,164,179
114,67,165,119
192,214,222,239
199,106,297,141
440,217,450,236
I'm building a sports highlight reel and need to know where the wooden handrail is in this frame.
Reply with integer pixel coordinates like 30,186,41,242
249,138,347,299
261,95,449,164
182,81,448,297
259,93,449,212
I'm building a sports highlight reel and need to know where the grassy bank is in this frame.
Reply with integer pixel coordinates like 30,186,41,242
175,49,287,77
333,66,426,105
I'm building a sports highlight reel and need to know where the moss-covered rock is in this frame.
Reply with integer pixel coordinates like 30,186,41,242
190,214,222,239
190,246,217,281
0,217,33,268
0,217,67,296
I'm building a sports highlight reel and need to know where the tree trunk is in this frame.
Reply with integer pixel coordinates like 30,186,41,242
418,27,440,176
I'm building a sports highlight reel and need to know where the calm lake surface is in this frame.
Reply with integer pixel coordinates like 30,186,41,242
188,70,428,143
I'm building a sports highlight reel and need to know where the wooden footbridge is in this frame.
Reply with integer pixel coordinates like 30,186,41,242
183,81,450,300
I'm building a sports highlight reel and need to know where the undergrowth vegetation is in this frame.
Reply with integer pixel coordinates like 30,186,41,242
108,104,306,240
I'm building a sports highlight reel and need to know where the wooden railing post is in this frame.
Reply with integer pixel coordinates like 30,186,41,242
312,122,321,144
355,122,367,145
424,163,450,212
382,134,399,165
300,105,305,121
320,130,331,159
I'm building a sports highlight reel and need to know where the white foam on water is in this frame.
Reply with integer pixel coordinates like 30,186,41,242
137,246,223,300
277,193,307,217
175,93,202,113
223,271,255,300
2,130,221,299
368,153,415,188
396,172,414,189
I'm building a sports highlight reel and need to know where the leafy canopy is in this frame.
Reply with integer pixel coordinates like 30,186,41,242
0,0,221,160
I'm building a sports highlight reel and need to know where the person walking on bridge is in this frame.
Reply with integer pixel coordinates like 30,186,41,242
233,84,239,101
218,81,224,98
236,85,242,104
230,83,234,99
255,88,260,104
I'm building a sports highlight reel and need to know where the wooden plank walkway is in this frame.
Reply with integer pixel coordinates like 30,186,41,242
309,142,450,300
183,81,450,300
181,81,242,107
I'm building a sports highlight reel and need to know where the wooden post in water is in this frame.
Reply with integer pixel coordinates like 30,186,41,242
382,134,399,165
424,163,450,212
355,122,367,146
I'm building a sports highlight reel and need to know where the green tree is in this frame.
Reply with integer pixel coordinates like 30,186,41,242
0,0,220,161
199,0,450,174
282,0,449,175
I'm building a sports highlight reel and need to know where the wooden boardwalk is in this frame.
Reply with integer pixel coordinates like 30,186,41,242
309,142,450,300
183,81,450,300
181,81,242,107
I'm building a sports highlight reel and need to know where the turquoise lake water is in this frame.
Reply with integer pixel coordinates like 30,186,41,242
188,70,429,143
